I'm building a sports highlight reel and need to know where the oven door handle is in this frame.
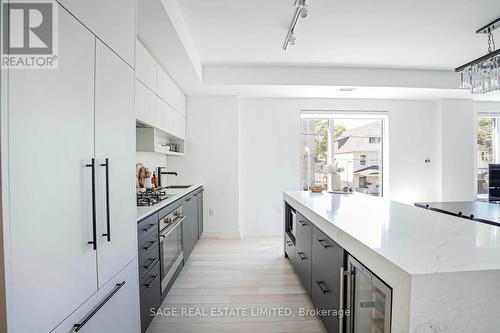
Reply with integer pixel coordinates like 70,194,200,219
160,216,185,238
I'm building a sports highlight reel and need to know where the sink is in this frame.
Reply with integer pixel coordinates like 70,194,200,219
163,185,192,189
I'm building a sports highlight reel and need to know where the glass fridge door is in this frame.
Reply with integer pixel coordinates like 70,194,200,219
347,255,392,333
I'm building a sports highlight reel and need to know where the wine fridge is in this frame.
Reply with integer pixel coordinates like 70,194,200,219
345,255,392,333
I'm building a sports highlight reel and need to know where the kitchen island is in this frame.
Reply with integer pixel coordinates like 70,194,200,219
284,191,500,333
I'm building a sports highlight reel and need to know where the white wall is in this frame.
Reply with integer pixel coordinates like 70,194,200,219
437,99,476,201
168,96,240,238
136,152,167,177
238,98,441,236
239,99,301,236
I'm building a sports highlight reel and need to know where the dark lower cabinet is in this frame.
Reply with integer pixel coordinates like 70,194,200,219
182,192,199,262
138,187,204,333
312,225,345,333
137,213,160,333
295,212,313,296
139,261,161,333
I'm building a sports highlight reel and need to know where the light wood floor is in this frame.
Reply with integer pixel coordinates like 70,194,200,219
147,237,326,333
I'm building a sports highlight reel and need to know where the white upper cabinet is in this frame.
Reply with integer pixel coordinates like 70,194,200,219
58,0,136,67
172,110,186,140
134,40,187,141
135,80,157,127
157,65,186,116
135,40,157,91
94,40,137,288
156,97,174,135
7,8,98,332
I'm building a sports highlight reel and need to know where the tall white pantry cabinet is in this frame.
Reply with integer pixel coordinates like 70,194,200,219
3,2,140,332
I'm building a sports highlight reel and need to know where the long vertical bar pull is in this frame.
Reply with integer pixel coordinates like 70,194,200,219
100,158,111,242
86,158,97,250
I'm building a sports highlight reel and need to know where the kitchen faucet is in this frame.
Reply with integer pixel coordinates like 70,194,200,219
157,167,178,187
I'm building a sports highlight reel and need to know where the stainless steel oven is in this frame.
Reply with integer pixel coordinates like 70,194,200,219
346,254,392,333
159,205,184,293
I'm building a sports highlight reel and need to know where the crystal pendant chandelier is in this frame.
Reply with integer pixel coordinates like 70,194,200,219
456,17,500,94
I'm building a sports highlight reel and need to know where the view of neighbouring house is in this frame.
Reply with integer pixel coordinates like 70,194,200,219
300,116,383,196
335,121,382,196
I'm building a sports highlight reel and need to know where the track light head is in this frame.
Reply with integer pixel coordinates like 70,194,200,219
289,33,296,46
300,6,308,18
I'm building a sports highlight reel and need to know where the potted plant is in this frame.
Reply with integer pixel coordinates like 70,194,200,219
323,162,344,191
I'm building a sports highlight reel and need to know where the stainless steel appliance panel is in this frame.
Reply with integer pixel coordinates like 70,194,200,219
159,207,184,293
346,255,392,333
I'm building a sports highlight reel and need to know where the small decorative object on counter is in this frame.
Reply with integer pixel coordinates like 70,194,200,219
309,185,324,193
323,162,344,192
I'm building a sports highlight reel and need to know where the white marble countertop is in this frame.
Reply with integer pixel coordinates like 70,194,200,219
137,184,203,221
284,191,500,276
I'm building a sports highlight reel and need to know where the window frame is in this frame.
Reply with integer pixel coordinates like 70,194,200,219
476,112,500,199
300,111,389,197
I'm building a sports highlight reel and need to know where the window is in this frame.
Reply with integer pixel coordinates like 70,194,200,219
300,114,386,196
476,115,497,198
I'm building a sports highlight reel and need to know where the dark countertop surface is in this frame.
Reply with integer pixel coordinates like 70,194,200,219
414,201,500,226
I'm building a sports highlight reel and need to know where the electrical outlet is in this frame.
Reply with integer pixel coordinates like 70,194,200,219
209,208,214,216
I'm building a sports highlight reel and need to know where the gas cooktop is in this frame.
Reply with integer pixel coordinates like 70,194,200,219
136,189,170,207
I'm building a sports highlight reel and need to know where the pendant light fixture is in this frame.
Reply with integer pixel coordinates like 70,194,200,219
283,0,309,50
455,17,500,94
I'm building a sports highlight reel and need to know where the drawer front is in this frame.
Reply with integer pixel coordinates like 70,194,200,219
312,279,340,333
140,261,161,333
296,212,312,255
295,212,312,295
138,241,159,281
295,249,312,296
52,259,140,333
139,228,158,259
284,232,296,263
137,213,158,241
312,226,344,333
312,226,344,296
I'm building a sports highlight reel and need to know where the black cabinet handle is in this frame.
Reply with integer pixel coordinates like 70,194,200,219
144,275,158,288
297,252,306,260
194,193,198,197
143,258,156,270
142,223,156,233
73,281,125,331
143,241,155,251
316,281,329,294
298,220,306,226
100,158,111,242
86,159,97,251
286,240,293,247
186,198,192,202
317,239,331,248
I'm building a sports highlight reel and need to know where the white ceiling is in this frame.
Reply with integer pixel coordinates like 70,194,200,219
179,0,500,70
